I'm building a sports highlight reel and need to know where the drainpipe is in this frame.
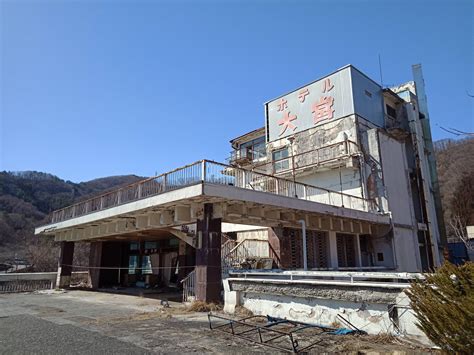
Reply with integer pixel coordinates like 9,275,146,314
387,211,398,270
298,219,308,271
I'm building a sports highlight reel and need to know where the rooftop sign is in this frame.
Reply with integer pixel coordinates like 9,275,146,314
265,65,383,142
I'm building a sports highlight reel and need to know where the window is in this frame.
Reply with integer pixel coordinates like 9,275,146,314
252,137,266,159
386,104,396,119
377,252,384,262
273,148,290,173
128,255,138,274
238,136,266,161
364,90,372,98
141,256,153,274
144,241,157,250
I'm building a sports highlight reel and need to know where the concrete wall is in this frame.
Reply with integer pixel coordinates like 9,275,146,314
350,67,384,127
267,115,358,159
297,167,362,198
224,279,430,345
378,132,421,272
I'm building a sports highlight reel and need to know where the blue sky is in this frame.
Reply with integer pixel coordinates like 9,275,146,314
1,0,472,182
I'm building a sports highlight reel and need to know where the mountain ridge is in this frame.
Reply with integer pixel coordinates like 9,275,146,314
0,171,144,262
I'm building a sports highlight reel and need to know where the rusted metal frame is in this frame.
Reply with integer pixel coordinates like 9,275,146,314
218,328,297,353
337,314,366,335
208,314,326,353
294,338,325,353
209,314,291,337
210,323,296,353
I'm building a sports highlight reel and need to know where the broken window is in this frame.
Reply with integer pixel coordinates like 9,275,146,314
238,136,266,161
386,104,396,119
273,147,290,173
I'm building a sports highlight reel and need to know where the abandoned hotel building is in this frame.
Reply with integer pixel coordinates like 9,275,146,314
36,64,445,338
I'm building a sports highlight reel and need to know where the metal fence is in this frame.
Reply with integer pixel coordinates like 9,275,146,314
51,160,375,224
0,272,56,293
0,272,90,293
181,269,196,303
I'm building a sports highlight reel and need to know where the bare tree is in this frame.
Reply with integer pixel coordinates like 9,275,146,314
449,214,473,250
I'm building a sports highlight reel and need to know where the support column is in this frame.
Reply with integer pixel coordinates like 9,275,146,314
56,241,75,288
195,204,222,303
177,240,187,283
354,234,362,268
328,231,339,269
89,241,103,289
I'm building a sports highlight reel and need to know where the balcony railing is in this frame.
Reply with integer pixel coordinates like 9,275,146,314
227,147,266,164
50,159,376,224
254,139,359,175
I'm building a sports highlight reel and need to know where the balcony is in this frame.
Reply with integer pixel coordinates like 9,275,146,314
48,159,379,225
255,140,360,176
227,147,266,166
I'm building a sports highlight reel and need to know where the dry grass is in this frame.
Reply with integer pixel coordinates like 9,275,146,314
187,300,221,312
367,332,397,344
234,306,254,317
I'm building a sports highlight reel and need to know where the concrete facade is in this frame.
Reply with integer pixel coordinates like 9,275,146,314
230,64,443,273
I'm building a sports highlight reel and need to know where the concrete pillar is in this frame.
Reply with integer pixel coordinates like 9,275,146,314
195,204,222,303
177,240,187,282
328,231,338,269
354,234,362,268
56,241,75,288
89,241,103,289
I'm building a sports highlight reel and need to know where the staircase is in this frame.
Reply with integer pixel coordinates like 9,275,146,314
181,233,281,302
221,235,281,278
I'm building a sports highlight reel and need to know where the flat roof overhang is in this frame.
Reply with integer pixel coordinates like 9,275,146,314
35,182,391,243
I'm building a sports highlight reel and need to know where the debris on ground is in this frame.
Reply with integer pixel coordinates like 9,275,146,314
187,300,221,312
33,289,66,295
234,305,253,317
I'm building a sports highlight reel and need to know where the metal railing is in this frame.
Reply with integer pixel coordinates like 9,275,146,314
221,238,281,277
0,272,56,293
227,270,424,288
227,147,266,164
252,139,359,175
181,269,196,303
0,271,89,293
50,159,376,224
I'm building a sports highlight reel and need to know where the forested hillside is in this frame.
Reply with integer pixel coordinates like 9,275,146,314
0,172,143,264
435,137,474,242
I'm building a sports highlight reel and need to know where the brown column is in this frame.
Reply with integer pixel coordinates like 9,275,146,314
177,240,187,283
195,204,222,303
56,241,75,288
88,241,103,289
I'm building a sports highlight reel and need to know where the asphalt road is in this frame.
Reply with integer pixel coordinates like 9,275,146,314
0,314,149,354
0,290,267,354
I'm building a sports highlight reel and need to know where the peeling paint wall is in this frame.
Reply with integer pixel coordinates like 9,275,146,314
224,280,430,345
268,115,358,154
